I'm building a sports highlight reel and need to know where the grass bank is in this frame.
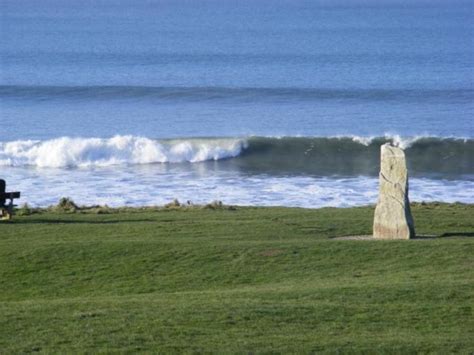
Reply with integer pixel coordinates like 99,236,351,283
1,203,473,353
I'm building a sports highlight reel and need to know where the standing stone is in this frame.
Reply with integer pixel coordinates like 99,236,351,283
373,144,415,239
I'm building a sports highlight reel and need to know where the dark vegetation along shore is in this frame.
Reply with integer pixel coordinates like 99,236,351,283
1,202,473,353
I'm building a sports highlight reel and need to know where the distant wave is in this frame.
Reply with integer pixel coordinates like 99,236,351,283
1,85,473,103
0,135,472,177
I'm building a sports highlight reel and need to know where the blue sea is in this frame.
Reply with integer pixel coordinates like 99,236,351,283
1,0,473,207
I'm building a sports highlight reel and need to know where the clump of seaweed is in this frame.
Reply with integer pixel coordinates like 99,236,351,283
55,197,79,212
17,198,238,215
17,203,34,216
83,205,113,214
203,200,224,210
164,199,181,209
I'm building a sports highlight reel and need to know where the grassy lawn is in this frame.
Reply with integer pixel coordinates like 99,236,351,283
0,203,473,353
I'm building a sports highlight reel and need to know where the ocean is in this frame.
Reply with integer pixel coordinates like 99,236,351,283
1,0,473,207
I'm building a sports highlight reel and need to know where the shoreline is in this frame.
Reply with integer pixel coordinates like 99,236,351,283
14,199,474,214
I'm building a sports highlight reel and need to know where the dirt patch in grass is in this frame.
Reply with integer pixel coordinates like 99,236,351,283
259,249,284,257
333,235,440,240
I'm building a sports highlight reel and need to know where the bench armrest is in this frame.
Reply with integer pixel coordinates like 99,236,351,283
0,192,21,199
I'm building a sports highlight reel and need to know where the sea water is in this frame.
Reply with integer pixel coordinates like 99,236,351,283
1,0,473,207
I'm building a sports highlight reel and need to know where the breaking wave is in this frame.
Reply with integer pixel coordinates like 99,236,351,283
0,135,472,177
0,136,246,168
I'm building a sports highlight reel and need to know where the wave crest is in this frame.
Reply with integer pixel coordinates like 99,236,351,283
0,135,472,177
0,136,246,168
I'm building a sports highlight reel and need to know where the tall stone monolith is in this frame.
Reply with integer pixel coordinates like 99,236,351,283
373,143,415,239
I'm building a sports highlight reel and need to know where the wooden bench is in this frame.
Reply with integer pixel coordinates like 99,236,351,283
0,179,21,220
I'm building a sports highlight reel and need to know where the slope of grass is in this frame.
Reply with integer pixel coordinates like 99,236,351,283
0,204,473,353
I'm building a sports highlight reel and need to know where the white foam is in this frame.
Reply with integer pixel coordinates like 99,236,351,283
0,136,246,168
349,133,462,149
383,134,422,149
350,135,375,146
348,134,421,148
3,166,473,208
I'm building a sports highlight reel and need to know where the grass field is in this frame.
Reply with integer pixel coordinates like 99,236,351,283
0,203,473,353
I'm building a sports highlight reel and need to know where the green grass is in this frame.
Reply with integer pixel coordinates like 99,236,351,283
1,203,473,353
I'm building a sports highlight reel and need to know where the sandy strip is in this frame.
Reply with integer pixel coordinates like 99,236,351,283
333,235,438,240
